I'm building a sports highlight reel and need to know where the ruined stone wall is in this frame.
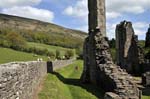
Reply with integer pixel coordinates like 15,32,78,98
142,72,150,86
88,0,106,36
81,29,141,99
116,21,145,75
0,61,47,99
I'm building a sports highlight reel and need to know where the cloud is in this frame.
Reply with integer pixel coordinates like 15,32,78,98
63,0,88,18
0,0,41,8
133,22,149,36
106,0,150,13
2,6,54,22
64,0,150,19
106,12,121,19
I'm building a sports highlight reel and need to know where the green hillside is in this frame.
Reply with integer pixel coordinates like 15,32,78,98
0,13,87,49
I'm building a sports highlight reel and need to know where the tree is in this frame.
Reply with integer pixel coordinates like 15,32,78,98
6,32,27,50
65,50,74,59
56,50,61,59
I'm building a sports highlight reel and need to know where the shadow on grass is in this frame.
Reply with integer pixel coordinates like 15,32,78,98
51,72,104,99
142,87,150,96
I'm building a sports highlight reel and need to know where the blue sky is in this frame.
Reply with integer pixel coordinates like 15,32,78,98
0,0,150,40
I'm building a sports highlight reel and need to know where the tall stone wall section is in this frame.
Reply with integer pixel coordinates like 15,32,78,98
88,0,106,36
81,29,141,99
0,61,47,99
116,21,145,75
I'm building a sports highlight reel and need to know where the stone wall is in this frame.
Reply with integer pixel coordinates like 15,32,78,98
47,59,75,72
0,61,47,99
116,21,145,75
142,72,150,86
88,0,106,36
81,28,141,99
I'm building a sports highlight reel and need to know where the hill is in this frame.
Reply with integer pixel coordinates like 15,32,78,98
0,13,87,49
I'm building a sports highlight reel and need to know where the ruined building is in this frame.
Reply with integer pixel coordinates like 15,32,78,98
88,0,106,36
81,0,141,98
145,25,150,48
116,21,145,75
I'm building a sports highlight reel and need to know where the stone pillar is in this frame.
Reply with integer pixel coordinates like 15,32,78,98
116,21,145,75
88,0,106,36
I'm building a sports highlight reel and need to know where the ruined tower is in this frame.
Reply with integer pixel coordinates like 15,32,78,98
116,21,145,75
81,0,141,98
88,0,106,36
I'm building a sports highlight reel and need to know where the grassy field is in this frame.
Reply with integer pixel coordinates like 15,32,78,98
0,47,48,64
27,42,75,56
38,60,150,99
38,60,104,99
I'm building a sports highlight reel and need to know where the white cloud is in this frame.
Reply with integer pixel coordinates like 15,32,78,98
0,0,41,8
2,6,54,22
106,12,121,19
63,0,88,18
133,22,149,36
64,0,150,19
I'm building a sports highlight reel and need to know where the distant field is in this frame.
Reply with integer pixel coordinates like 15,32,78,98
0,47,47,64
27,42,74,56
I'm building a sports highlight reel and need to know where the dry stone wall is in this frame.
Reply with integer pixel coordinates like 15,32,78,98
47,59,75,72
0,61,47,99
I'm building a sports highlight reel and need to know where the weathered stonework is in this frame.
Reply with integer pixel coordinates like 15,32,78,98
142,72,150,86
47,59,75,72
116,21,145,75
81,0,141,98
0,61,47,99
145,25,150,48
81,29,141,98
88,0,106,36
104,92,121,99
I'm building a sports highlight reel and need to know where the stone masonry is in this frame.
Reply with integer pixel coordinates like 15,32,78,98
88,0,106,36
0,61,47,99
145,25,150,48
0,59,75,99
142,72,150,86
116,21,145,75
81,0,141,98
81,28,141,99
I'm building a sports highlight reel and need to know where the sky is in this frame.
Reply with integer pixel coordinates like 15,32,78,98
0,0,150,40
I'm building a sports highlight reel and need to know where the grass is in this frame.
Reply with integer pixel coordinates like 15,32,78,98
38,60,104,99
27,42,75,56
0,47,48,64
39,60,150,99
